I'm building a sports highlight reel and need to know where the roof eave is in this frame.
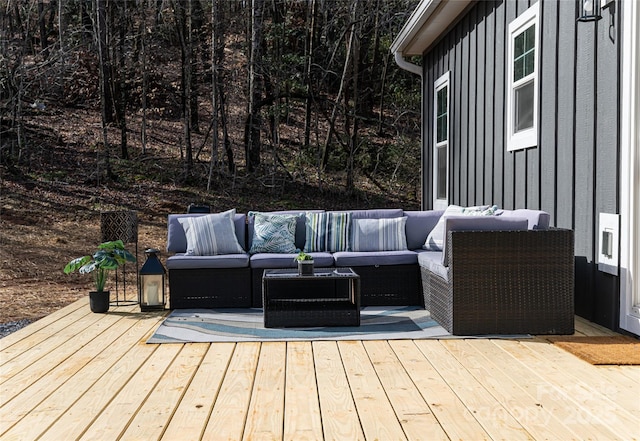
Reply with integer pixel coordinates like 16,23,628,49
391,0,475,56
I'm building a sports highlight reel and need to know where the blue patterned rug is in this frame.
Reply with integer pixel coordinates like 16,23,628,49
147,306,449,343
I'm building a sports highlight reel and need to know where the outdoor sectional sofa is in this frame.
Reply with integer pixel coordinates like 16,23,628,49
165,206,575,335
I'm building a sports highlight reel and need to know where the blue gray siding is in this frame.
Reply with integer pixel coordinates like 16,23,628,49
421,0,620,328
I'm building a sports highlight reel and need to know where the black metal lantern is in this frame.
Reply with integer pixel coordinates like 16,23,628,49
577,0,602,21
139,248,166,311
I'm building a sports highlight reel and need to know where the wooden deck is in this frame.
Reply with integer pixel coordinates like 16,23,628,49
1,298,638,441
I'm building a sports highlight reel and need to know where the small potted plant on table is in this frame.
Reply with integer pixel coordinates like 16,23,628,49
64,240,136,313
295,251,314,276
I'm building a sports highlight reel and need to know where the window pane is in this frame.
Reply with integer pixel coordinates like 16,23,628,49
436,86,448,143
437,146,447,199
514,80,534,132
514,57,524,82
514,32,525,58
513,24,535,82
524,48,535,77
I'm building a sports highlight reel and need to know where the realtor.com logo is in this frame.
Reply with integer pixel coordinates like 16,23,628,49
463,384,620,426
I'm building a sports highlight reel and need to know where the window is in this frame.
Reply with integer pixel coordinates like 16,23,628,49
507,3,539,151
433,72,450,209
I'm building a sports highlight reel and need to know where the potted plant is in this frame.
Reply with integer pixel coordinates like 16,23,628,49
64,240,136,313
294,251,314,276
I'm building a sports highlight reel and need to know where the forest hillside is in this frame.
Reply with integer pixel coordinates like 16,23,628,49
0,0,422,325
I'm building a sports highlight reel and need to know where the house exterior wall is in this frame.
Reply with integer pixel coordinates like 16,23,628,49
420,0,620,329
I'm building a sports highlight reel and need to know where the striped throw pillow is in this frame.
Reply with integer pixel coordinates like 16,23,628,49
178,209,245,256
304,212,351,252
351,217,408,252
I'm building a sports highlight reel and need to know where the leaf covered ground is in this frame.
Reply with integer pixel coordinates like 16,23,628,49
1,106,421,325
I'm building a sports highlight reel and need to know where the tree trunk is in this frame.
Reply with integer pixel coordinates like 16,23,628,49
176,0,193,177
303,0,317,151
95,0,112,182
321,10,357,169
245,0,264,172
117,0,129,160
38,0,49,59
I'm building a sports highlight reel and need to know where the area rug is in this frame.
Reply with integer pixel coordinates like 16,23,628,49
147,306,450,343
548,335,640,365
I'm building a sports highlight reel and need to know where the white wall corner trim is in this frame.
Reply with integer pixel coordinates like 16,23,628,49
620,0,640,336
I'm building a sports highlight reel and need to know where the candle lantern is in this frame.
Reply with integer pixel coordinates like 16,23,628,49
139,248,166,311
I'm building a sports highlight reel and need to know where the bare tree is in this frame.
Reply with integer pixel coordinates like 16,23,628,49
245,0,264,173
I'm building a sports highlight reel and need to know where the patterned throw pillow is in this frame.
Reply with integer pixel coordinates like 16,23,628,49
178,209,245,256
249,212,298,254
304,212,352,252
423,204,499,251
350,216,408,252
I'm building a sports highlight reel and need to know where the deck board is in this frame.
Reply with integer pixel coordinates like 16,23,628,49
1,298,638,441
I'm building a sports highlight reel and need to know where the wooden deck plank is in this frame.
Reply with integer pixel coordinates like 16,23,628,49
0,298,87,360
363,340,448,441
120,343,209,440
338,340,408,440
201,342,261,441
1,307,638,441
312,341,365,441
78,344,183,440
490,339,631,440
0,307,110,385
574,316,620,337
511,338,640,438
527,336,640,418
0,305,138,404
0,310,157,439
36,334,160,440
390,339,491,441
284,341,323,441
441,339,580,440
414,339,534,440
242,341,286,441
161,343,235,441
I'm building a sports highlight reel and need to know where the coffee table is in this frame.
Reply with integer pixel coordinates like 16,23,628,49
262,268,361,328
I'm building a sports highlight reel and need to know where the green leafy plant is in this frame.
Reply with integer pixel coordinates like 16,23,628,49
64,240,136,292
294,251,314,262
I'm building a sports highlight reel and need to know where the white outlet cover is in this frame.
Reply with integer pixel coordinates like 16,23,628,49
598,213,620,275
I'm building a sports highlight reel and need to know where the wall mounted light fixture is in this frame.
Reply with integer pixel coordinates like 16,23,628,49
578,0,602,21
578,0,615,22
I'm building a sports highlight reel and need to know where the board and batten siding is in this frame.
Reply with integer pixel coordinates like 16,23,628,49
421,0,620,328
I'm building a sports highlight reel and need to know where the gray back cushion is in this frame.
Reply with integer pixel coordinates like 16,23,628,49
500,209,550,230
404,210,445,250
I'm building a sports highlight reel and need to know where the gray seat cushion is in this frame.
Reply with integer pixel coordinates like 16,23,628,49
167,253,250,269
332,250,417,267
417,250,448,281
250,252,334,269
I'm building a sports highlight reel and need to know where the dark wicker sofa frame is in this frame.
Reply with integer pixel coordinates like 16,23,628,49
421,228,575,335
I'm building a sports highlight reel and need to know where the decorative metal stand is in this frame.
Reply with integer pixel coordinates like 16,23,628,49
101,210,139,306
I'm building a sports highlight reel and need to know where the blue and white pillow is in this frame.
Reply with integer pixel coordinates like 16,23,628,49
351,217,408,252
178,209,245,256
304,211,351,252
249,212,298,254
423,204,499,251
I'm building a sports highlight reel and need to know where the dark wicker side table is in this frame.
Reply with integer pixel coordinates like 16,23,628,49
262,268,361,328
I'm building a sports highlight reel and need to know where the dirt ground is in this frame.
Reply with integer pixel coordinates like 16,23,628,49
0,178,169,324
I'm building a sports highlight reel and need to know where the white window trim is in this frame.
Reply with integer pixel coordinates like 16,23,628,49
433,71,450,210
506,3,540,151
